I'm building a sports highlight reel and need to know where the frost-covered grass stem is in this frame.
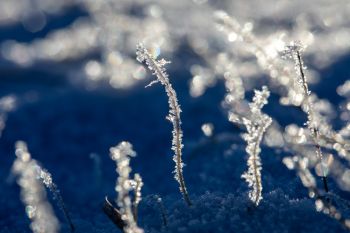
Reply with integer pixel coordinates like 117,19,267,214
154,195,168,230
39,169,75,232
110,141,143,233
12,141,59,233
249,123,267,204
136,43,192,206
240,86,272,206
285,42,329,192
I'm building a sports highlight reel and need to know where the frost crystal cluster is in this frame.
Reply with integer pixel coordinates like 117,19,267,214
240,86,272,206
110,141,143,233
12,141,59,233
136,43,191,206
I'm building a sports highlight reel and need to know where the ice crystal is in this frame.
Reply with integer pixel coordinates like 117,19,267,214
110,141,143,233
12,141,59,233
240,86,272,206
136,43,191,206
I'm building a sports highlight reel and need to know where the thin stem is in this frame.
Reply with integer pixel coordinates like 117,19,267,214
295,50,329,193
51,185,75,232
296,51,309,95
152,59,192,206
153,195,168,230
137,44,192,206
